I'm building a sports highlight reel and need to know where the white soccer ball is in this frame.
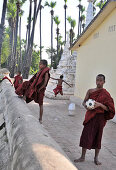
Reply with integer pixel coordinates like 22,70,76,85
86,99,95,109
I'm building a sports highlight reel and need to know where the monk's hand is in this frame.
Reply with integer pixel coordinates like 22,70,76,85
94,101,101,109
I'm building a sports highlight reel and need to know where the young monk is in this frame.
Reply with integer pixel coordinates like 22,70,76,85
74,74,115,165
51,75,71,97
15,59,50,123
13,71,23,90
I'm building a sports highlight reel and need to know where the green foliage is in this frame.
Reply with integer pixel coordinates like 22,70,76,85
1,29,10,65
54,16,60,25
96,0,107,9
64,0,67,3
29,48,40,75
44,1,57,8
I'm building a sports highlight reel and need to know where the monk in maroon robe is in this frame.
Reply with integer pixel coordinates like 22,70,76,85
51,75,71,97
13,71,23,90
16,60,50,123
74,74,115,165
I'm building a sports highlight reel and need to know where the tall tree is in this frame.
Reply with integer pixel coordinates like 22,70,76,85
22,0,42,78
10,0,20,77
54,16,60,61
0,0,8,68
44,1,56,68
77,0,82,36
7,0,27,77
40,4,44,60
67,16,76,47
64,0,67,44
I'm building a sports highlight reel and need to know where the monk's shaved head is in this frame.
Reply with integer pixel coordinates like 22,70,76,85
97,74,105,81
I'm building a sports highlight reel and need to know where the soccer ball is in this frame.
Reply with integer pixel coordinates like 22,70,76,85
86,99,95,109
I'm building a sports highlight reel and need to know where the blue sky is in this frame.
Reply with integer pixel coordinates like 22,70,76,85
0,0,91,60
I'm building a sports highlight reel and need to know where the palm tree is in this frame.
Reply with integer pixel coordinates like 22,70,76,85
54,16,60,60
0,0,8,68
96,0,107,9
77,0,82,36
67,16,76,47
7,0,18,75
58,35,65,55
7,0,27,77
40,5,44,60
64,0,67,44
80,5,85,33
18,10,23,71
80,14,85,32
44,1,56,67
22,0,42,78
11,0,20,77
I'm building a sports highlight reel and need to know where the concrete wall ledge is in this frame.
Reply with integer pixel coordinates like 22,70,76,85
0,80,77,170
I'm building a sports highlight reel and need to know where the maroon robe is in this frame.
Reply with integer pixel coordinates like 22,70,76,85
16,67,50,105
53,85,62,95
80,88,115,149
2,76,13,85
14,75,23,90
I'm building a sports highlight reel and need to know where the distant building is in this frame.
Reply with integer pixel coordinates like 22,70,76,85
71,0,116,112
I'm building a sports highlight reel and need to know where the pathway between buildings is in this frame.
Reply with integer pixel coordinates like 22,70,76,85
27,97,116,170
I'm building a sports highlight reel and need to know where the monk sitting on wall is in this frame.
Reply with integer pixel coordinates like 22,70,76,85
51,75,71,97
74,74,115,165
15,60,50,124
13,71,23,90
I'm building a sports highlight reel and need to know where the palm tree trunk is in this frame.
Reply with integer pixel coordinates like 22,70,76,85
27,0,32,50
64,4,67,44
8,21,13,68
19,16,22,71
78,7,81,36
56,27,59,60
51,10,54,68
10,2,20,77
22,0,42,78
0,0,7,68
40,5,42,59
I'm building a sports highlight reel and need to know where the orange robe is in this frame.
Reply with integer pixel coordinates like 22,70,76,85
16,67,50,105
80,89,115,149
14,75,23,90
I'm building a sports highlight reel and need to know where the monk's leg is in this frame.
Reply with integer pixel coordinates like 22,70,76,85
39,104,43,124
74,148,87,163
60,91,63,96
94,149,102,165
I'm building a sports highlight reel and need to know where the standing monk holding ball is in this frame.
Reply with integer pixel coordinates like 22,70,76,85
74,74,115,165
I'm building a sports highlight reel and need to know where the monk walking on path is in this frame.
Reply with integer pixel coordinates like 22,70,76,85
74,74,115,165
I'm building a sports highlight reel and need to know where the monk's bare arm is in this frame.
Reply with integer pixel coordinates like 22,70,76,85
82,90,90,109
94,102,108,111
38,73,49,91
50,77,58,80
63,80,71,87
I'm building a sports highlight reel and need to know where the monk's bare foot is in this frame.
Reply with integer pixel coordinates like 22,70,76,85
94,158,102,165
39,119,42,124
18,95,23,98
23,96,26,101
74,157,85,163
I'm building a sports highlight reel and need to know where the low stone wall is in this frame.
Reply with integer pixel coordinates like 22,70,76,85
0,80,77,170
